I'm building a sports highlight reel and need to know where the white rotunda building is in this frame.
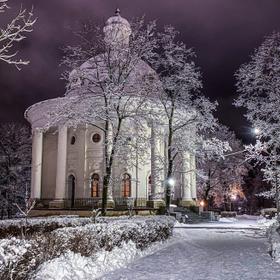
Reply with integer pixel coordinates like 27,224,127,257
25,10,197,212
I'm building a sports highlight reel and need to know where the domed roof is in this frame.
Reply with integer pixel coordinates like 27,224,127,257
66,55,160,97
66,9,160,97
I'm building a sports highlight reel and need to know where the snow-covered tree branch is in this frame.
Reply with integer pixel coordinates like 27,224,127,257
0,123,31,219
0,0,36,70
45,17,158,215
151,26,218,209
197,124,247,209
235,32,280,213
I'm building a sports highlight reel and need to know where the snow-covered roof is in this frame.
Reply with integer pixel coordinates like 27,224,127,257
24,97,68,129
66,55,159,97
25,10,161,128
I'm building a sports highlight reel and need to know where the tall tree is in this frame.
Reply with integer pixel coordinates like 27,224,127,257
0,123,31,219
197,124,247,209
45,17,158,215
235,32,280,213
0,0,36,70
152,26,217,210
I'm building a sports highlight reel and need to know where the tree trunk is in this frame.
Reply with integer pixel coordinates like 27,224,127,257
274,148,279,218
166,104,175,213
101,175,109,216
101,118,122,216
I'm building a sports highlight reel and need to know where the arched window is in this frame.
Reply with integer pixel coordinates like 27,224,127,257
122,173,131,197
91,173,99,197
70,136,76,145
148,175,152,200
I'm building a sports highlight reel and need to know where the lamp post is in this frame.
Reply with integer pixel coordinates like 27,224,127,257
230,194,237,212
253,127,261,136
165,178,175,214
199,200,205,215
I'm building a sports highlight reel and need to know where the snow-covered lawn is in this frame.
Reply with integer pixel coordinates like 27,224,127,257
100,216,280,280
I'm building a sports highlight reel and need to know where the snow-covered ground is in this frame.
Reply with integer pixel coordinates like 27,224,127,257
175,214,276,229
100,216,280,280
5,215,279,279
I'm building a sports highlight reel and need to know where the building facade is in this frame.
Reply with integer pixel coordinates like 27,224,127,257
25,11,197,210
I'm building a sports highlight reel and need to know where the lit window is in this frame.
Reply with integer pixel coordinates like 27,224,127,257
91,173,99,197
122,173,131,197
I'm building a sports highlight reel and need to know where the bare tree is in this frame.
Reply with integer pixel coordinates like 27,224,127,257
235,32,280,214
0,0,36,70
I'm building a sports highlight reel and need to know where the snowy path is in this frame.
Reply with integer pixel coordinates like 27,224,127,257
100,226,280,280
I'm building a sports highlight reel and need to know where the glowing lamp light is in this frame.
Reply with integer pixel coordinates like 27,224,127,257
200,200,205,207
253,127,261,135
231,194,237,201
168,178,175,187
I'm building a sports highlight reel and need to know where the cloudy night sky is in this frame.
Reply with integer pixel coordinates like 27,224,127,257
0,0,280,142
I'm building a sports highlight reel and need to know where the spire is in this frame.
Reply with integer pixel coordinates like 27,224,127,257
115,8,121,16
103,8,131,47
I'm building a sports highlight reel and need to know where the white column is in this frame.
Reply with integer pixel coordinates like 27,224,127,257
190,154,197,199
150,122,163,200
31,129,43,199
55,126,68,199
107,123,114,201
182,152,192,201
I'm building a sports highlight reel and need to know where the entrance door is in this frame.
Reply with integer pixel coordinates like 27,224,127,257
68,175,75,208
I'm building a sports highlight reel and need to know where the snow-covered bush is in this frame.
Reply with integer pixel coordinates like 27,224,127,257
0,216,92,239
52,216,174,255
0,216,175,280
267,220,280,262
0,238,35,279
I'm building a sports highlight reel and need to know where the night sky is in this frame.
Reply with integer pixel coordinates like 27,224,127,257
0,0,280,143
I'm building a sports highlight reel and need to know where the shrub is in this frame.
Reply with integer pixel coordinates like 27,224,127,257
0,216,175,280
0,216,92,239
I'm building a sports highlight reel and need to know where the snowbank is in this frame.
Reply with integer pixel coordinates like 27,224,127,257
219,217,238,223
33,240,165,280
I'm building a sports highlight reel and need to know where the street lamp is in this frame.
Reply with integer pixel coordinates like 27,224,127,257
167,178,175,187
230,194,237,211
166,178,175,214
253,127,261,135
199,200,205,215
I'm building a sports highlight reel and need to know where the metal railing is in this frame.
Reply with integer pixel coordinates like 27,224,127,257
35,197,149,210
35,198,101,210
